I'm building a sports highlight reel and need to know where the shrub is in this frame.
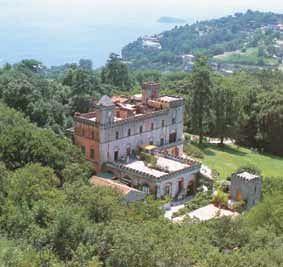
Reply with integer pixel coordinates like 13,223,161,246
171,192,212,218
212,190,228,208
185,192,212,212
184,144,204,159
184,133,191,142
212,169,220,179
232,200,246,213
140,152,157,167
172,207,188,218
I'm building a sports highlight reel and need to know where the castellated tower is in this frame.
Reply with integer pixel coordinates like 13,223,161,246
142,82,160,104
230,172,262,210
95,95,115,125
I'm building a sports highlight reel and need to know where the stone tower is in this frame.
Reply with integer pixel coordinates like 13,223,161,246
95,95,115,125
230,172,262,210
142,82,160,104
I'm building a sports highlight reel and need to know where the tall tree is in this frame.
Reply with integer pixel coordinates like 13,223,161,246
236,87,258,148
256,89,283,155
101,53,131,89
62,66,100,113
189,56,213,144
79,59,93,70
211,78,238,145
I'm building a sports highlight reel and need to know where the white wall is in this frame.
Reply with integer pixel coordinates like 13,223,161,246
99,105,184,163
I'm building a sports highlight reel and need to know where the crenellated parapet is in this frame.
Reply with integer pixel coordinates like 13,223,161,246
105,158,200,183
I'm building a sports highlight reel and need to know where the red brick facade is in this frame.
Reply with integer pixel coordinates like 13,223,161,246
74,122,101,172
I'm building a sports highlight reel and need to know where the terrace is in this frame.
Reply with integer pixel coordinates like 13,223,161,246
74,93,183,125
106,153,201,181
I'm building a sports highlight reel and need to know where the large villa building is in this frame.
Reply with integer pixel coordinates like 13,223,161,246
72,82,201,199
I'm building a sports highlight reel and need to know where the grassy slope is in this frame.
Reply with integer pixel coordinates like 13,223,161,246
196,144,283,180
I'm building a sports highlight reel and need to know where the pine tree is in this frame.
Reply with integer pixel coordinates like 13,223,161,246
212,79,238,145
189,56,212,144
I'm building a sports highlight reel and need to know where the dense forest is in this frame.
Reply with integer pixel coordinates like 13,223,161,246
0,55,282,265
122,10,283,70
0,96,283,266
165,57,283,156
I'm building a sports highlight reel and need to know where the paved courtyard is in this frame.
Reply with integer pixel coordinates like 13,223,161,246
164,203,185,220
172,204,239,223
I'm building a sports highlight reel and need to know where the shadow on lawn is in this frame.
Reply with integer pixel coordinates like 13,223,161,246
195,143,248,157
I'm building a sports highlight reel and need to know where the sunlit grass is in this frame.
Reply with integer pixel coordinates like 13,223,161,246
194,143,283,180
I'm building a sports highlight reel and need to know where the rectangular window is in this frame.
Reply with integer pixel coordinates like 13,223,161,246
160,138,164,146
140,126,143,134
81,146,86,155
150,140,154,145
128,128,131,137
90,148,95,159
169,132,177,144
162,120,165,127
151,123,154,130
91,131,95,140
114,151,119,161
172,118,176,124
116,131,119,140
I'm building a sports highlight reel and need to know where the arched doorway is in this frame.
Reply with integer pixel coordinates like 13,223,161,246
178,178,184,192
164,183,172,197
187,180,195,196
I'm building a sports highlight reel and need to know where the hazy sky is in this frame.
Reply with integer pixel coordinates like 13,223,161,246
2,0,283,25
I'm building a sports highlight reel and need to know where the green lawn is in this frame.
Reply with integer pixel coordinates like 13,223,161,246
195,144,283,180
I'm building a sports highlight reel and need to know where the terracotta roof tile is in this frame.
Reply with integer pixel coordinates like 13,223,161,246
90,176,139,195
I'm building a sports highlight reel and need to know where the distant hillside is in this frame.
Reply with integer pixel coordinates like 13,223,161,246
158,16,187,24
122,10,283,71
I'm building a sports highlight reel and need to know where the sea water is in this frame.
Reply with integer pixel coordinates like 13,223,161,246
0,0,281,68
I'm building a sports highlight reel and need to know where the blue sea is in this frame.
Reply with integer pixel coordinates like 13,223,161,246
0,20,176,68
0,0,180,68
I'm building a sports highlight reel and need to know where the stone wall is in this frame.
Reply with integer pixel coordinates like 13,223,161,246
157,173,197,199
230,174,262,210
